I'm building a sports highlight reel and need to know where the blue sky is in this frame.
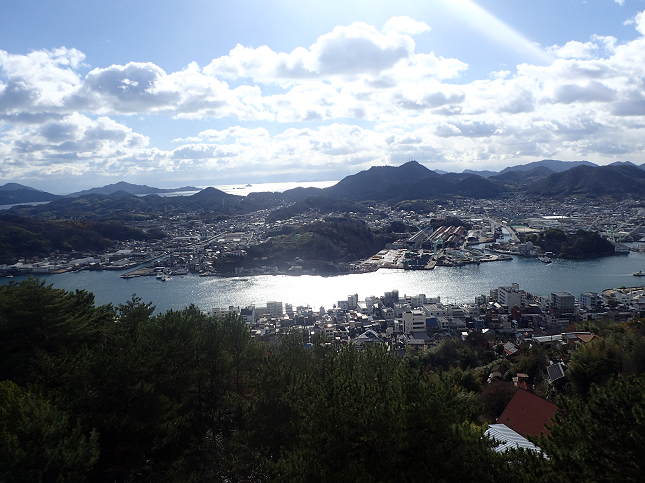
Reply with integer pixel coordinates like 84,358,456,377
1,0,645,192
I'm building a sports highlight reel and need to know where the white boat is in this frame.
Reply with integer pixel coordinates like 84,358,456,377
538,256,552,264
633,270,645,276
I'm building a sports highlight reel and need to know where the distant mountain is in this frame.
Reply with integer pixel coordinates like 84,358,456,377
609,161,639,168
319,161,506,201
67,181,200,197
499,159,597,175
246,187,325,205
489,166,555,188
526,164,645,198
0,183,39,192
462,169,498,178
0,183,60,205
9,186,272,221
249,161,506,203
321,161,441,201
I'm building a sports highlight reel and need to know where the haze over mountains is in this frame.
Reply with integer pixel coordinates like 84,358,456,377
66,181,200,198
3,159,645,210
0,183,61,206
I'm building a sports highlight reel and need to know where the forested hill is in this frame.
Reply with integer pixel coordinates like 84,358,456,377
526,229,616,259
265,196,369,222
527,164,645,198
0,214,162,263
245,217,388,269
8,188,275,221
307,161,507,201
1,279,644,481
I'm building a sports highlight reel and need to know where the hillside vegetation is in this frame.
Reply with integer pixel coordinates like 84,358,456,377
526,229,615,259
0,214,161,263
9,189,273,222
246,218,389,268
527,164,645,199
265,197,369,223
1,279,644,482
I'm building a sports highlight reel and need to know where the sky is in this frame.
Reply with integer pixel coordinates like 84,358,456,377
1,0,645,193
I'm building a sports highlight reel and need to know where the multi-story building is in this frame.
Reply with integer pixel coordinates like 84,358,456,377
212,306,239,319
551,292,575,313
497,283,526,309
403,310,426,334
475,294,487,305
266,301,283,318
347,294,359,310
285,303,294,318
579,292,600,310
423,303,446,318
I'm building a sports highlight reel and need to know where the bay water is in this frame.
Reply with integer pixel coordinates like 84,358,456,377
3,251,645,314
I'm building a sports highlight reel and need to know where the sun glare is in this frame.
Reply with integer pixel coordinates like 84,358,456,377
443,0,553,64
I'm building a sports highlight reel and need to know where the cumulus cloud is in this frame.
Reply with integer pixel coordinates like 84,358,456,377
3,13,645,184
548,40,599,59
203,21,417,82
382,16,431,35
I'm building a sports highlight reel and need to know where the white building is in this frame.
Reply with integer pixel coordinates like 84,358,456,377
212,306,240,319
497,283,526,309
404,294,427,308
579,292,600,310
266,301,283,318
402,310,426,334
423,303,446,318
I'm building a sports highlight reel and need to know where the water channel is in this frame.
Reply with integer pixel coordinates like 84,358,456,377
3,249,645,313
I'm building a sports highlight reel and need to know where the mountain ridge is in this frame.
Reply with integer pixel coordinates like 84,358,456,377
66,181,200,197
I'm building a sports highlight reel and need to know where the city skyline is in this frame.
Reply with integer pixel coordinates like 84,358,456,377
2,0,645,192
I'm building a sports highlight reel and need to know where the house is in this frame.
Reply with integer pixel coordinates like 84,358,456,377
496,388,557,438
354,329,384,348
503,341,520,358
487,364,505,384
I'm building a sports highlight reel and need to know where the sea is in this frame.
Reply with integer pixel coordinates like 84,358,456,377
3,180,645,313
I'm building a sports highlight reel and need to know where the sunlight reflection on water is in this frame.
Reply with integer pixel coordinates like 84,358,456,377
4,250,645,314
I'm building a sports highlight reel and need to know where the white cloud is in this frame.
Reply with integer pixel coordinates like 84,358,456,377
547,40,598,59
203,21,416,82
0,48,84,116
3,13,645,185
382,16,431,35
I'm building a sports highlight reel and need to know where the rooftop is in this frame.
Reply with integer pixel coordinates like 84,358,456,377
496,388,557,438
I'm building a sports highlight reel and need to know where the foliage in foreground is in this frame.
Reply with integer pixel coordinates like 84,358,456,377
1,278,644,482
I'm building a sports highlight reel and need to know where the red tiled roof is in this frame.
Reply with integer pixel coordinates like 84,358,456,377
517,380,530,391
496,388,557,438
